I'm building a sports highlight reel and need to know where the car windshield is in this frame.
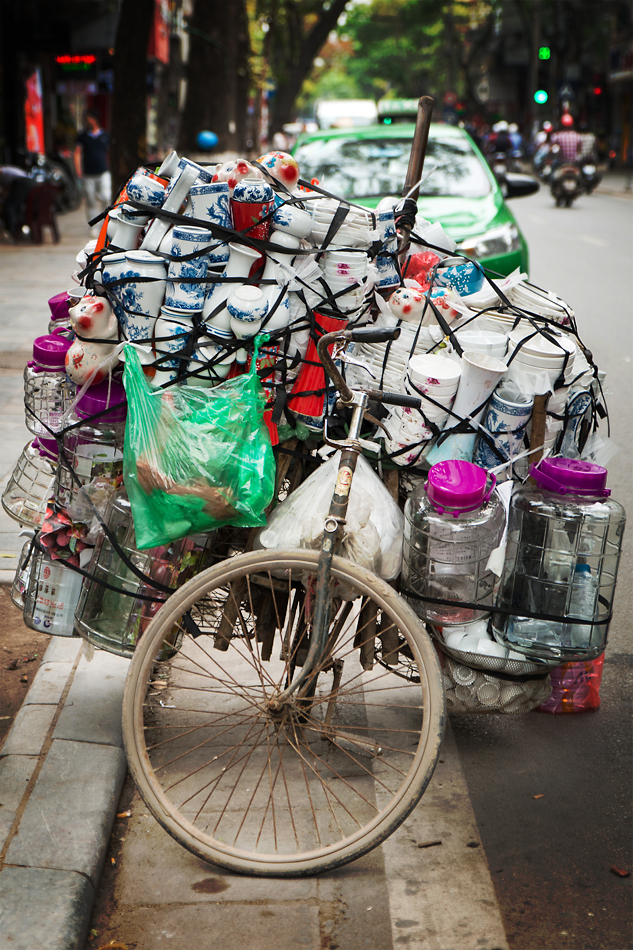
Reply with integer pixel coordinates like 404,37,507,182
294,133,492,200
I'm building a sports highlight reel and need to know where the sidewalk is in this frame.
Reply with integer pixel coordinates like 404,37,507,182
594,168,633,198
0,211,130,949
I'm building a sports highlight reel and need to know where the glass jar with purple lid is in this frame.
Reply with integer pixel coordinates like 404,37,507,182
2,437,58,527
24,334,76,436
402,460,505,625
493,457,626,663
56,377,127,509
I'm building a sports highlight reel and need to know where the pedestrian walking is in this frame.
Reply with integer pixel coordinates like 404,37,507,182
74,109,111,231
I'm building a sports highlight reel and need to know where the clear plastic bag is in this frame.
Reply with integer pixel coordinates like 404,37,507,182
535,653,605,714
438,650,552,715
123,345,275,549
256,451,404,580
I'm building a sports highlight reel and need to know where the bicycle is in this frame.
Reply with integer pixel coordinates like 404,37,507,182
122,324,446,877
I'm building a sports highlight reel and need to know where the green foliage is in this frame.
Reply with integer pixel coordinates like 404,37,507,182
341,0,496,101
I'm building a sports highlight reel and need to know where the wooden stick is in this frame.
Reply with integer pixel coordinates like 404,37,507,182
528,393,549,480
398,96,435,264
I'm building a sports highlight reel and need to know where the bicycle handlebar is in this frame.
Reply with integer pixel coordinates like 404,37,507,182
317,327,401,403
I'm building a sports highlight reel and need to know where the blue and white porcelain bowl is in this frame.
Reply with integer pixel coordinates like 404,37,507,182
126,173,166,209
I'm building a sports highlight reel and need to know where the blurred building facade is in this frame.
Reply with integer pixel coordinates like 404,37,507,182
0,0,192,166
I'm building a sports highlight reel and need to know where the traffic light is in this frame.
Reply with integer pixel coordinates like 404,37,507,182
534,90,548,104
538,47,551,60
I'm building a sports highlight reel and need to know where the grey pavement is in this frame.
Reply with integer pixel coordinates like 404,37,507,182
0,636,129,950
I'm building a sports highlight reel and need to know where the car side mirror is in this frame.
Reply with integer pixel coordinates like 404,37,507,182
505,173,540,199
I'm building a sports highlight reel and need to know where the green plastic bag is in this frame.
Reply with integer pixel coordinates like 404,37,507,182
122,345,275,549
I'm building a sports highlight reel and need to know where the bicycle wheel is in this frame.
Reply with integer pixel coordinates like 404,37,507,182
122,548,445,877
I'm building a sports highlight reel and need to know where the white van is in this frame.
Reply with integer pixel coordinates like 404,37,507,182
315,99,378,130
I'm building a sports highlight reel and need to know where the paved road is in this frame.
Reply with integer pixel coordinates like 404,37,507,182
452,184,633,950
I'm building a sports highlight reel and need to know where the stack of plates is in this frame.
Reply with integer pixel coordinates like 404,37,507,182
309,198,373,249
507,281,573,325
454,329,507,359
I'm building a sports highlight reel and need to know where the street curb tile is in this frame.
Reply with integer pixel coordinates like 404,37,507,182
53,650,129,747
5,739,127,888
0,755,38,851
22,658,76,706
41,636,84,664
0,865,94,950
0,703,57,756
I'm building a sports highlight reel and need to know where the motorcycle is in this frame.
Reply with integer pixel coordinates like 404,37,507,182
489,151,509,196
580,161,602,195
550,159,583,208
27,152,82,213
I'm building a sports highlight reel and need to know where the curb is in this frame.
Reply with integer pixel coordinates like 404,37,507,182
0,636,129,950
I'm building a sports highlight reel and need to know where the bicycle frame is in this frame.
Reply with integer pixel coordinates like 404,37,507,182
269,325,419,707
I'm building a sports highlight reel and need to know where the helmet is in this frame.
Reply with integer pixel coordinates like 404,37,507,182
493,121,509,133
509,123,518,133
561,113,574,128
542,121,553,132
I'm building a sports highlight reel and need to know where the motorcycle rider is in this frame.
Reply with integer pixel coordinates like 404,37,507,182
551,114,583,164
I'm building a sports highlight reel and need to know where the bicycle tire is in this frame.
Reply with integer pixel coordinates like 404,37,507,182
122,548,445,877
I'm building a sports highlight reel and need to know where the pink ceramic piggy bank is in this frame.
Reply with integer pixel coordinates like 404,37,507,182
69,295,119,340
256,151,301,189
212,159,262,195
66,295,120,386
389,287,426,324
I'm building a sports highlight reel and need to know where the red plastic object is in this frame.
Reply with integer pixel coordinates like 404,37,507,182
286,313,347,421
535,653,605,714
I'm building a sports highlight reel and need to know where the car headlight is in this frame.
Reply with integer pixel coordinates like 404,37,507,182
457,222,520,259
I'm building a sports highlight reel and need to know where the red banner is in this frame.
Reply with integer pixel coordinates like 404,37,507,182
25,69,45,153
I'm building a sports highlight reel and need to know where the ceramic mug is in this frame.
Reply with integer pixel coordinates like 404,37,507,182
473,384,534,468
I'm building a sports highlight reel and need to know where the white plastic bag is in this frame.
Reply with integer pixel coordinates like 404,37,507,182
256,452,404,580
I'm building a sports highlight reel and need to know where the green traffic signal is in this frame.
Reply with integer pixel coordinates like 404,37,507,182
534,90,548,104
539,47,551,60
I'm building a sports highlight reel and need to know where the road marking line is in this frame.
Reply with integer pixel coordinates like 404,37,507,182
580,235,609,247
381,721,509,950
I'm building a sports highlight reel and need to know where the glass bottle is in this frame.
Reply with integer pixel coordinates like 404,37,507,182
2,437,58,527
23,335,75,436
74,489,214,657
493,458,626,662
23,544,83,636
55,378,127,510
402,460,505,625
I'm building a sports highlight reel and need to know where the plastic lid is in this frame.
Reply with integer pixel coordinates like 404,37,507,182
32,334,72,368
575,564,591,574
48,291,71,321
427,460,490,513
33,437,58,459
76,378,127,421
530,457,610,496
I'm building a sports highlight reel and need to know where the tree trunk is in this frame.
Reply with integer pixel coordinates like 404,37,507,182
268,0,349,135
110,0,155,195
178,0,250,155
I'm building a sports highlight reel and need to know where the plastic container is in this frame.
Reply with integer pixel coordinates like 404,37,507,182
23,335,75,436
56,378,127,510
2,437,58,527
493,458,626,662
23,545,83,636
74,490,213,657
402,460,506,625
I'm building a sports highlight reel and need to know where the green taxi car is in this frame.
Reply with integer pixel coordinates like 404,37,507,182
292,122,538,276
